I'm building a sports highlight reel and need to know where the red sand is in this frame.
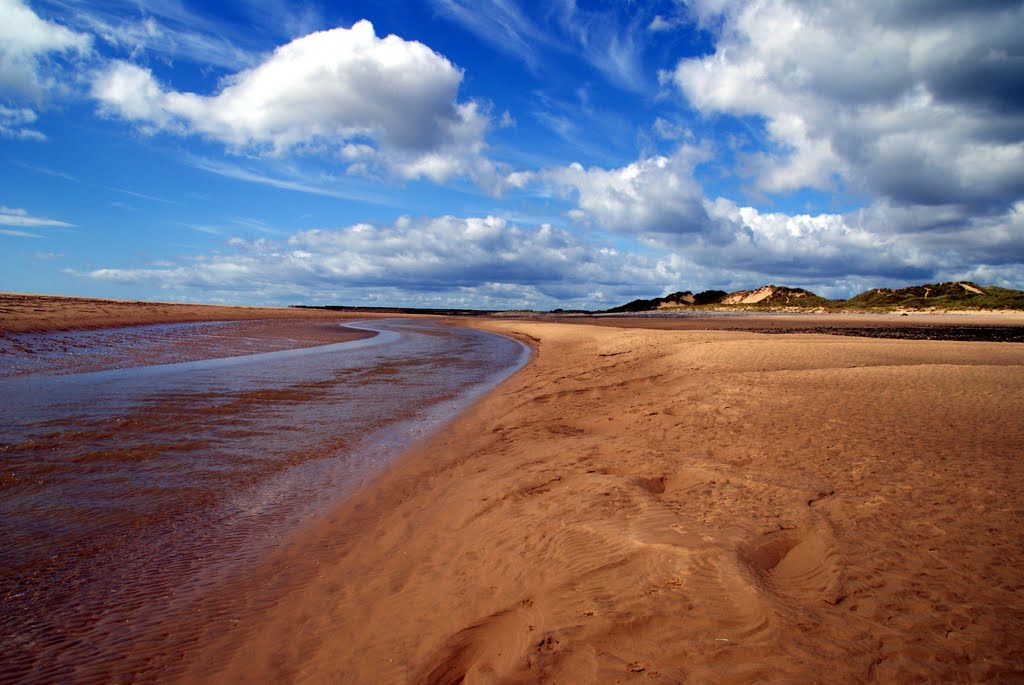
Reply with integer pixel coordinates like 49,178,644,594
183,319,1024,683
3,296,1024,683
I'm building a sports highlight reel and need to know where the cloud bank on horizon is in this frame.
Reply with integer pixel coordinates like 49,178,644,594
1,0,1022,308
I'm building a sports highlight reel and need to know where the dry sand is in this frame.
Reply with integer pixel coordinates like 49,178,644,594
177,319,1024,683
5,297,1024,682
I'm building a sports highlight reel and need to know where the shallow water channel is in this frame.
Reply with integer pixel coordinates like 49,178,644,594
0,318,528,683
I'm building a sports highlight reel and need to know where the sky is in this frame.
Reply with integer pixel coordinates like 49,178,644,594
1,0,1022,310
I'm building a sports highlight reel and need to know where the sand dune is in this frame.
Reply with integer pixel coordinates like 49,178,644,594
166,320,1024,683
721,285,777,304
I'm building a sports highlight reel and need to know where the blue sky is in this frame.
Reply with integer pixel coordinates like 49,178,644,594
1,0,1022,309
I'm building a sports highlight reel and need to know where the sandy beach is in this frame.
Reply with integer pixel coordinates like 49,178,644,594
173,316,1024,683
3,298,1024,682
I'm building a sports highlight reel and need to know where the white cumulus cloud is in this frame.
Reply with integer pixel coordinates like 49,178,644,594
84,214,690,309
699,199,921,281
689,198,1024,291
91,20,502,188
0,0,90,100
544,146,712,238
530,142,1024,293
668,0,1024,209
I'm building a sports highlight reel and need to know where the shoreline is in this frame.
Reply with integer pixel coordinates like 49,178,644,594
4,297,1024,681
5,292,1024,337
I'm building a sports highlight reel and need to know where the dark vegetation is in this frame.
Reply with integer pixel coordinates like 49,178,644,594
606,290,728,313
842,283,1024,310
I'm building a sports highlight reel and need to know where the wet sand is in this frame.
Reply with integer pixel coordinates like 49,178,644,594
4,297,1024,682
1,293,382,376
0,318,381,377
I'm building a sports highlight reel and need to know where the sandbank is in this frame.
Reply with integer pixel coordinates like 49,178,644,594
0,293,381,373
0,292,371,333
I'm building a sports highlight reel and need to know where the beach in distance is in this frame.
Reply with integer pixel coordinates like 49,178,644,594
2,295,1024,683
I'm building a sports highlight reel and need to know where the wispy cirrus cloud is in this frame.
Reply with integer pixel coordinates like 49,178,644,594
37,0,263,70
0,227,43,237
432,0,661,91
552,1,653,91
0,204,73,227
431,0,551,71
16,160,78,181
108,185,180,205
0,105,45,140
527,87,636,165
0,205,74,238
185,155,400,207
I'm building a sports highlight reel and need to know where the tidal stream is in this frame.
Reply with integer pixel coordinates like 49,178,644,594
0,318,528,683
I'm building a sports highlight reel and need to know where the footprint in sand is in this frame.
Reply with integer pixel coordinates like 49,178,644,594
632,475,668,495
737,526,846,606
